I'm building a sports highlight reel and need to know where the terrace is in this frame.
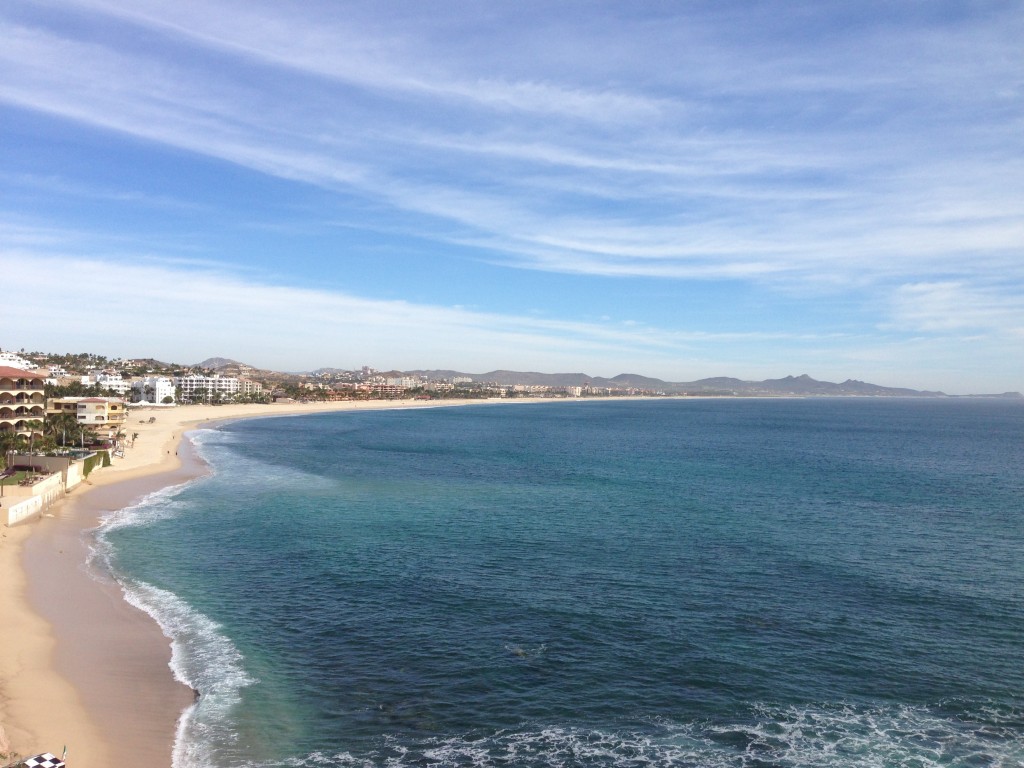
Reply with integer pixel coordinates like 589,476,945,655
0,466,55,489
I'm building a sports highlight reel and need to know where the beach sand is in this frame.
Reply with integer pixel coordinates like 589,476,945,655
0,397,560,767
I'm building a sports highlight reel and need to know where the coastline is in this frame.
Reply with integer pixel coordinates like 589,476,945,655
0,396,575,767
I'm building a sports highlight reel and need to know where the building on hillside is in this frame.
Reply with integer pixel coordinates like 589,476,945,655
132,376,176,404
386,376,422,388
47,396,128,441
0,367,47,438
81,372,132,396
175,374,240,402
239,378,263,397
371,383,406,398
0,352,33,370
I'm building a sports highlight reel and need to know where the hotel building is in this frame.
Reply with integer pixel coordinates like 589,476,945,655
175,374,263,402
0,367,47,438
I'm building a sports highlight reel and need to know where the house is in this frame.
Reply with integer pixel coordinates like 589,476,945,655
46,396,128,441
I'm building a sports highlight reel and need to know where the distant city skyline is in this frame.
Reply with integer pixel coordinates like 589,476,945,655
2,1,1022,395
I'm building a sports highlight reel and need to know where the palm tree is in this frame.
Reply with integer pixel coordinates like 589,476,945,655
24,419,44,455
45,412,82,447
0,430,27,470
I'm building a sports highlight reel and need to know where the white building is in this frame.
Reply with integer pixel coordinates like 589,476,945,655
81,372,132,396
175,374,239,402
132,376,176,404
0,351,33,370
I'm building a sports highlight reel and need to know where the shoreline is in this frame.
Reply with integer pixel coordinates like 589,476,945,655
0,397,583,767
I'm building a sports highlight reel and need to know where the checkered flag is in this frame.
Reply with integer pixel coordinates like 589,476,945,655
20,754,65,768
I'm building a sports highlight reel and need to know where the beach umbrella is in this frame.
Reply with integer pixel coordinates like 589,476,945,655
21,754,65,768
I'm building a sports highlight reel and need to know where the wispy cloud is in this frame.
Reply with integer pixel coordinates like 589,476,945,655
0,250,810,369
4,0,1021,290
1,1,1021,391
887,282,1024,338
53,0,669,123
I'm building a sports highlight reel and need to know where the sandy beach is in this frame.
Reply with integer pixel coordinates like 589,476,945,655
0,397,564,768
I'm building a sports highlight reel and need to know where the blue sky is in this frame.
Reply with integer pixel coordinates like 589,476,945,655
2,0,1022,393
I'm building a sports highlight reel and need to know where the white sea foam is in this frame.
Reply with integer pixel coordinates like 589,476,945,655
92,427,225,537
504,642,548,658
193,424,336,495
86,480,197,586
188,426,234,454
98,481,194,532
117,579,257,768
263,700,1023,768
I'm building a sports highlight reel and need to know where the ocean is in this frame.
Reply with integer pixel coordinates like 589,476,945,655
96,398,1024,768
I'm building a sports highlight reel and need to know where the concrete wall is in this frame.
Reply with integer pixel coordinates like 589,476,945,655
1,472,65,526
66,461,85,490
4,495,44,526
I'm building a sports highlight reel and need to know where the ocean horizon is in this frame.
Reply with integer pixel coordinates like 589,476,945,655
95,398,1024,768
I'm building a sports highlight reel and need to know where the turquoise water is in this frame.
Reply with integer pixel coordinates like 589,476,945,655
99,399,1024,767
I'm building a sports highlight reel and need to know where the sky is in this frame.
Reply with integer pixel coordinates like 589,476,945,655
2,1,1022,394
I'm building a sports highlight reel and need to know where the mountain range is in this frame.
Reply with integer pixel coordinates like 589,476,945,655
405,370,954,396
192,359,1021,398
307,366,1020,398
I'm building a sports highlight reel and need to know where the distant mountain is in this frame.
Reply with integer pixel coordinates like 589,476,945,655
604,373,673,389
404,369,953,396
483,370,594,386
196,357,240,369
718,373,946,397
218,361,1020,398
195,357,299,383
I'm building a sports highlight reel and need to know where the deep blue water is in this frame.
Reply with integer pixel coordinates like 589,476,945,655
99,399,1024,767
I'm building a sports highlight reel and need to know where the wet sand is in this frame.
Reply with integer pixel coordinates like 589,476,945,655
20,439,207,767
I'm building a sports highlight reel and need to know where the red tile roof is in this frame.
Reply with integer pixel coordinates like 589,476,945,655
0,366,45,380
